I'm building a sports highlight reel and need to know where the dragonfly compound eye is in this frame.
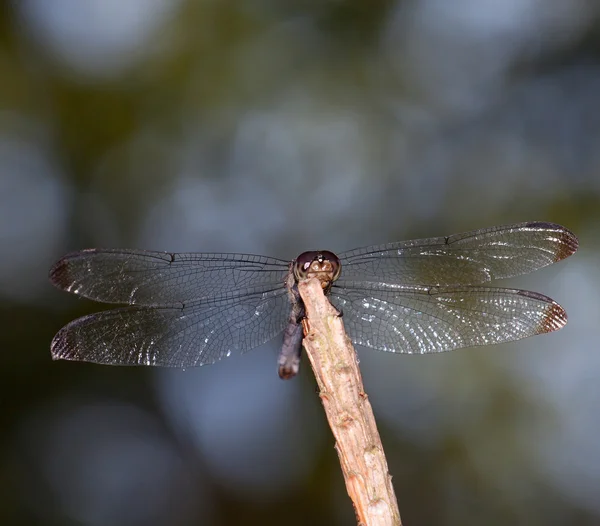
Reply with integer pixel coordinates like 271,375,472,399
293,251,341,283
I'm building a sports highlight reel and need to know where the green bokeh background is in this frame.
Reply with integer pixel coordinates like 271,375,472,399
2,2,599,525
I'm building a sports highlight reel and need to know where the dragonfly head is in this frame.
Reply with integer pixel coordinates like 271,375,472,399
293,251,341,292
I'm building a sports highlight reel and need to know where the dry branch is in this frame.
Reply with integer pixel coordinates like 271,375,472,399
298,278,402,526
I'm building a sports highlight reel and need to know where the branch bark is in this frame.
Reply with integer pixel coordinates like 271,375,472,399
298,277,402,526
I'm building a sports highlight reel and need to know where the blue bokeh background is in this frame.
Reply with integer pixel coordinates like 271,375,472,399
2,1,599,525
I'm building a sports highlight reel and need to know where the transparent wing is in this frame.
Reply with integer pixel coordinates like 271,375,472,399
51,288,290,367
337,222,577,286
330,282,567,354
49,249,290,305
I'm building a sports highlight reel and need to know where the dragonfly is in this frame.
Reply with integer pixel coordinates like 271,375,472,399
50,221,578,379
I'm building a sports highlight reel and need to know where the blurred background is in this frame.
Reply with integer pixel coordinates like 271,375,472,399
1,0,599,525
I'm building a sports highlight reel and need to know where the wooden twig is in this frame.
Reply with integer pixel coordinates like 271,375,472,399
298,278,402,526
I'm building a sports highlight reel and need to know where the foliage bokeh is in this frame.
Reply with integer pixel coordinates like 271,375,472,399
2,1,600,525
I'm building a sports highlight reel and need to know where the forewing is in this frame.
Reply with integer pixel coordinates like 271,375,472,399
337,222,577,286
51,288,290,367
330,282,567,354
49,249,290,306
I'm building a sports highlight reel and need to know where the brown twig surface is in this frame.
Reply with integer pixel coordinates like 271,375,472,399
298,278,402,526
